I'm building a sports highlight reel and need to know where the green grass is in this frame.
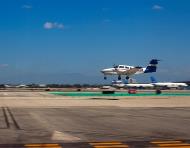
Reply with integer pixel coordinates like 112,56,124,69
49,92,190,97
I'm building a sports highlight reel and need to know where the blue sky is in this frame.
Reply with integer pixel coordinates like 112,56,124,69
0,0,190,84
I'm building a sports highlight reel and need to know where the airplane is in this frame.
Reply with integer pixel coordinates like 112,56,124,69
16,84,28,88
125,83,154,88
101,59,159,80
4,84,12,88
112,80,126,88
38,84,47,88
4,84,28,88
112,79,154,88
150,76,188,89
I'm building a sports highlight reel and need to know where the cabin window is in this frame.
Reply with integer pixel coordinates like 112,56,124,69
119,66,124,68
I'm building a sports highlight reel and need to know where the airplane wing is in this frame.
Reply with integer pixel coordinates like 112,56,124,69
125,68,141,75
116,67,141,75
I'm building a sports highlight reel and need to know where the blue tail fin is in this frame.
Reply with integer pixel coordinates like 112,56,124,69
124,80,128,84
144,59,159,73
150,76,157,83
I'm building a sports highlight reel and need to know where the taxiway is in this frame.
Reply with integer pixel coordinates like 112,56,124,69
0,91,189,147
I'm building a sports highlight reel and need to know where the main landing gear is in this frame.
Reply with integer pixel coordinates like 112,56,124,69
126,76,129,80
118,75,121,80
117,76,129,80
104,75,129,80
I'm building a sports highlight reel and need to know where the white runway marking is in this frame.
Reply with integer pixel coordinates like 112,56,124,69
51,130,81,141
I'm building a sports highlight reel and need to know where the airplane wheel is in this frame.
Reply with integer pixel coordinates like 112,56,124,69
104,76,107,80
126,76,129,79
118,76,121,80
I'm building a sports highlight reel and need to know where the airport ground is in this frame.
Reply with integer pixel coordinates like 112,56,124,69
0,90,190,147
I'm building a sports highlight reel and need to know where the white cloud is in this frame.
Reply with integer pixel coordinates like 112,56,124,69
22,5,32,9
44,22,54,29
152,5,164,10
43,22,64,30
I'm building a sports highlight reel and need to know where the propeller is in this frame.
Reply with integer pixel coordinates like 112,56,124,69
113,64,117,68
113,64,118,71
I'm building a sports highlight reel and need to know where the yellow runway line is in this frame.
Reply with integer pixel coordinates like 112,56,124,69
151,140,190,148
90,141,128,148
93,145,128,148
158,143,190,147
151,141,182,144
157,146,190,148
90,142,123,145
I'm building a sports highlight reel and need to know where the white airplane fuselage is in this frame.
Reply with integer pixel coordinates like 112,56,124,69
101,66,145,75
112,80,154,88
126,83,154,88
152,82,188,88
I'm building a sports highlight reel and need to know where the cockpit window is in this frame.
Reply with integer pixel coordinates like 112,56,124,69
119,66,124,68
113,65,118,68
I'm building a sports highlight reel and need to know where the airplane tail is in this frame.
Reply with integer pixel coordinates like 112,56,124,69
144,59,159,73
124,80,128,84
150,76,157,83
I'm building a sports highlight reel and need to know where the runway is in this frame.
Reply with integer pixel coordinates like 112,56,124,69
0,91,189,147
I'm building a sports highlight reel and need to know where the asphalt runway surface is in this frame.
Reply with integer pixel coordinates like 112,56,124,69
0,91,190,148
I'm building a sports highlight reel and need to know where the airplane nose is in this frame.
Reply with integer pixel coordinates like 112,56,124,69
101,69,106,73
101,69,112,73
